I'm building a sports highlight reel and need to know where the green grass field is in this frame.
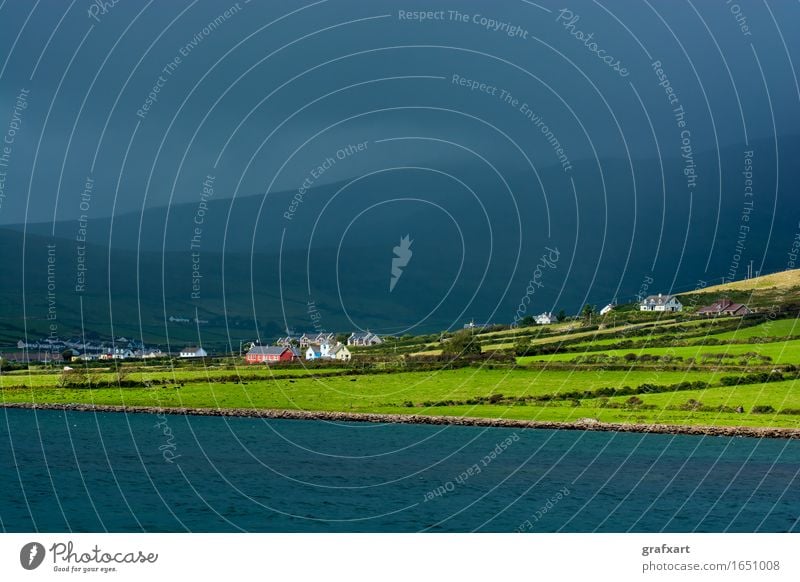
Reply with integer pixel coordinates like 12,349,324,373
0,367,725,402
0,364,346,387
540,318,800,358
706,317,800,340
518,337,800,364
4,365,800,428
597,379,800,410
5,301,800,431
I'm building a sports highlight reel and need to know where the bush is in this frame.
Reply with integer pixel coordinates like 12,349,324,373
513,336,532,355
680,399,703,411
442,330,481,357
751,405,776,414
720,372,785,386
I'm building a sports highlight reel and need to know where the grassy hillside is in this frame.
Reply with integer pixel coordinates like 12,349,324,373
678,269,800,311
693,269,800,293
520,338,800,365
4,280,800,431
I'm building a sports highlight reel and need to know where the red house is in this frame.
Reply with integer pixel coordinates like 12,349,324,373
245,346,297,364
697,298,752,317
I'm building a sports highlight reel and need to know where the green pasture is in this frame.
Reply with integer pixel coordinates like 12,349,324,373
518,337,800,365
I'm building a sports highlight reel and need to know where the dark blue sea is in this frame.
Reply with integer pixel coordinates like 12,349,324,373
0,408,798,532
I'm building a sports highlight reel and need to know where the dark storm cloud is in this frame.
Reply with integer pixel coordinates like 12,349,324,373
0,0,796,224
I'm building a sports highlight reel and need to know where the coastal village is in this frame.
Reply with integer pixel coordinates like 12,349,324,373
0,330,384,365
2,268,799,445
0,292,754,366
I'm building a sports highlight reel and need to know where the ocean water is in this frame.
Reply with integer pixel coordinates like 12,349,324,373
0,408,797,532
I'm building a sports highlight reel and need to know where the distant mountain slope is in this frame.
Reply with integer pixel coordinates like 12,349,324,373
3,138,800,345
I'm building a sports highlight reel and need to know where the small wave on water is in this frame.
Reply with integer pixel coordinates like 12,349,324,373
0,408,798,532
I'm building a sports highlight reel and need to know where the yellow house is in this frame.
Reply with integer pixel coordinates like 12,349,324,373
331,344,352,361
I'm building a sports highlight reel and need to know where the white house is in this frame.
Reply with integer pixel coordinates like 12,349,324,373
305,346,322,360
319,342,334,358
276,335,302,347
313,332,335,345
179,346,208,358
640,294,682,312
306,342,351,361
600,303,616,316
534,312,556,325
347,331,383,346
112,347,134,360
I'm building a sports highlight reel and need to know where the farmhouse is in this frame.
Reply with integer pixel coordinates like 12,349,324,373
320,342,333,358
276,335,302,347
600,303,615,315
179,346,208,358
246,345,297,364
305,346,323,360
697,298,751,317
535,312,556,325
640,294,682,312
112,347,134,360
347,331,383,346
330,343,352,361
313,332,335,344
304,342,351,361
463,321,493,330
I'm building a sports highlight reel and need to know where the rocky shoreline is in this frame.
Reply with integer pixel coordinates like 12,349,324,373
3,402,799,439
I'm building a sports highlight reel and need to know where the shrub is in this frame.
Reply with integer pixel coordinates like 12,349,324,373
679,399,703,411
751,405,776,414
720,372,785,386
442,330,481,357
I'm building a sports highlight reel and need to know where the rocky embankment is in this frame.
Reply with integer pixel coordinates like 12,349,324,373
3,402,799,439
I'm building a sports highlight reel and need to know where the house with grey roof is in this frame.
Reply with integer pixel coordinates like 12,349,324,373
347,331,383,346
639,293,682,312
246,345,296,363
535,312,556,325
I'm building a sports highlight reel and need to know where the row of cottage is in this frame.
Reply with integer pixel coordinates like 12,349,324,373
243,331,383,364
8,336,161,362
275,331,383,348
637,294,751,316
529,294,751,325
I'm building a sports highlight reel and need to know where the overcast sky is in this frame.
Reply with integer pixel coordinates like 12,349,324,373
0,0,798,225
